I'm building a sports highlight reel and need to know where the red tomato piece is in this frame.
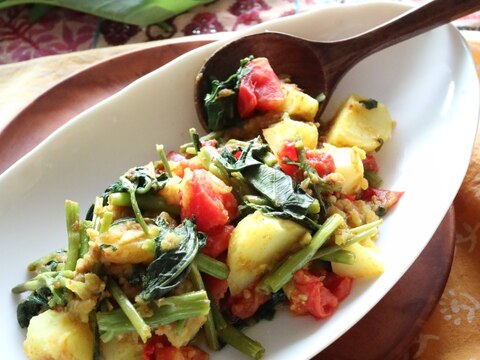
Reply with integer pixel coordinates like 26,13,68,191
361,187,404,210
323,272,352,302
202,225,234,258
289,269,339,320
306,149,336,177
229,286,271,319
238,80,257,118
238,57,284,118
181,169,238,232
363,154,379,173
277,140,302,180
277,141,336,182
203,274,229,303
144,335,208,360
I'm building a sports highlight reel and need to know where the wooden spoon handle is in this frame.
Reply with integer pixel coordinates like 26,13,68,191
320,0,480,86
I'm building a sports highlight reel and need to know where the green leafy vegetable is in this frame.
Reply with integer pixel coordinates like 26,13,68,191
359,98,378,109
16,287,51,328
139,218,206,301
0,0,215,27
204,56,253,131
97,290,211,343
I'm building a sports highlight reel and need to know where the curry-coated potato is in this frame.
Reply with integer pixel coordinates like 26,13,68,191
227,211,311,296
23,310,94,360
281,83,319,122
262,115,318,155
326,94,395,153
91,220,156,264
332,242,384,279
101,333,143,360
322,143,368,195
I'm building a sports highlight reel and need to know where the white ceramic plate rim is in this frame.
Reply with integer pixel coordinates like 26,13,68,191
1,2,479,359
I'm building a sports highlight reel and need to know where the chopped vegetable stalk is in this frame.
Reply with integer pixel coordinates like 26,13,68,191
108,192,179,215
65,200,81,271
156,144,173,177
210,297,265,360
79,220,92,258
312,227,378,261
189,262,220,351
318,249,356,265
97,290,210,343
196,253,229,280
189,128,202,153
127,187,151,237
258,213,344,293
107,279,151,343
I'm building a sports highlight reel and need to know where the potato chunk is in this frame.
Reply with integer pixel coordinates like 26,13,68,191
281,83,319,121
101,333,143,360
326,94,395,152
24,310,94,360
322,144,368,195
332,242,384,279
262,115,318,155
227,211,311,296
90,220,156,264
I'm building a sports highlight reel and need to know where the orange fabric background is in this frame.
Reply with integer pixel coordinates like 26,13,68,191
414,39,480,360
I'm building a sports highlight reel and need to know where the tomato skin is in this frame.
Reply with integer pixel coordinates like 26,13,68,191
306,149,336,177
277,140,302,180
202,225,234,259
361,187,404,210
362,154,379,173
181,169,237,232
143,335,208,360
323,272,352,302
288,269,345,320
238,57,284,118
203,274,229,303
277,141,336,181
229,286,270,319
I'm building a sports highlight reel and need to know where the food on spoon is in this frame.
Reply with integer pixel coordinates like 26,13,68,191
12,56,403,360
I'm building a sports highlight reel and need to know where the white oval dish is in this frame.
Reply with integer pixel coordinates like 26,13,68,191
1,2,478,359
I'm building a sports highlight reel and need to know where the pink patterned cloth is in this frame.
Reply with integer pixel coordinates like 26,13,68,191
1,0,479,65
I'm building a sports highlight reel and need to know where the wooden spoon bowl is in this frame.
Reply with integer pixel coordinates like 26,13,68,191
195,0,480,130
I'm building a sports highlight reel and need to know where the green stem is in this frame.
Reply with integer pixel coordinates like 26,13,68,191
108,192,179,216
312,227,378,260
196,253,229,280
65,200,81,271
107,278,151,343
318,249,355,265
189,128,201,153
79,220,93,258
189,262,220,351
210,298,265,360
128,189,151,237
258,213,344,293
156,144,172,177
97,290,210,343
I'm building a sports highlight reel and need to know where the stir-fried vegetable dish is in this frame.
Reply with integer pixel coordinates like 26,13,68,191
12,56,403,360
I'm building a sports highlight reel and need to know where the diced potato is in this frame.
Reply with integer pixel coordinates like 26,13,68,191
24,310,94,360
101,333,143,360
155,315,208,348
262,115,318,155
332,242,384,279
322,143,368,194
281,83,319,121
326,94,395,152
227,211,311,296
90,221,156,264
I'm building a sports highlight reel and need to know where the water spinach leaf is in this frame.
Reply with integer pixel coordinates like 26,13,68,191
204,56,252,131
139,218,206,301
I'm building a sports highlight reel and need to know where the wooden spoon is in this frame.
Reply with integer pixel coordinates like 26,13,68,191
195,0,480,130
